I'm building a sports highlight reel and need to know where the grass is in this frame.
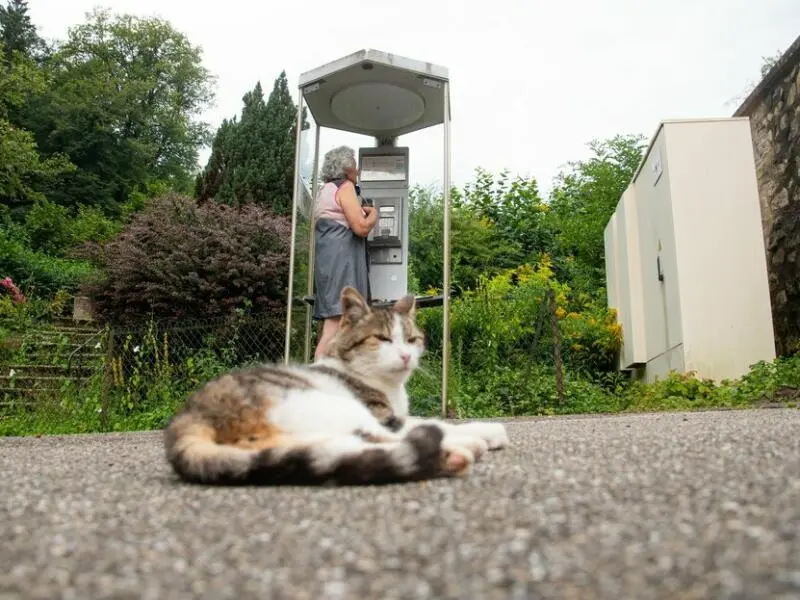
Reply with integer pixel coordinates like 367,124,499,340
2,356,798,437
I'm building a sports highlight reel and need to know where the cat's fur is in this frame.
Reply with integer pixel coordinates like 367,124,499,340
163,287,509,486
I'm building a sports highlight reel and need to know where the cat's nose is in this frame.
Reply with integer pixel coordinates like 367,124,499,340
400,352,411,366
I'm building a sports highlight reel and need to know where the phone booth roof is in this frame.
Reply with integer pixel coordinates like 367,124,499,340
298,49,450,139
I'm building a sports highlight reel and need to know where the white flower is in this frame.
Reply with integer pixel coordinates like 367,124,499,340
133,345,140,353
8,369,15,378
94,342,101,349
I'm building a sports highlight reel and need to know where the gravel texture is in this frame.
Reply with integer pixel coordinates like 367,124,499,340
1,409,799,600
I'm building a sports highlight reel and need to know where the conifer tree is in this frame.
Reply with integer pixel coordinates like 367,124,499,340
196,71,308,214
0,0,45,61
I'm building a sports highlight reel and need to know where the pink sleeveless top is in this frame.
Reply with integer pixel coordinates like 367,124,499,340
314,181,350,228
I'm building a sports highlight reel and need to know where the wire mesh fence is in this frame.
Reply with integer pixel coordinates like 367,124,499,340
1,269,623,428
0,314,287,425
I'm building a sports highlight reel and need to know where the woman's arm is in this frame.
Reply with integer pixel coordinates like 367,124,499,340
337,182,378,237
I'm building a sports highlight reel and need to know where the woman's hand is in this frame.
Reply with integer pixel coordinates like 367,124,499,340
338,182,377,237
363,206,378,227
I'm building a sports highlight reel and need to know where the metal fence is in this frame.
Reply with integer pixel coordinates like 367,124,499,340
1,282,618,423
0,314,287,419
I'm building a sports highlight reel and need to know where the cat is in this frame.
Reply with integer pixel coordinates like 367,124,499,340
163,286,509,486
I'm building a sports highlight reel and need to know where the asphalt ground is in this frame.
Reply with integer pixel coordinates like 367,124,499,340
1,408,799,599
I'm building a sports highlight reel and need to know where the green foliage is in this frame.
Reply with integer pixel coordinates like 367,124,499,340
196,73,308,215
719,356,800,405
410,258,624,417
460,168,554,263
82,193,292,324
622,356,800,412
407,136,644,300
22,197,71,254
408,184,518,294
0,119,75,218
12,8,215,216
760,51,783,78
0,223,99,296
0,39,45,114
0,0,45,61
0,39,76,217
547,134,647,289
22,198,121,256
0,315,279,435
0,290,69,332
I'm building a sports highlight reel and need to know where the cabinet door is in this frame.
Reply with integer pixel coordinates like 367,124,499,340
635,139,683,362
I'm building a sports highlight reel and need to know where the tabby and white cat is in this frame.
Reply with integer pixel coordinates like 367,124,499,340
164,287,509,485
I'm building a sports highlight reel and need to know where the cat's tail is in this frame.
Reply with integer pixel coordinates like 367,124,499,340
164,416,451,486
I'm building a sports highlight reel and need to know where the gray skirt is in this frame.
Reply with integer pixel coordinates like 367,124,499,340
313,218,371,320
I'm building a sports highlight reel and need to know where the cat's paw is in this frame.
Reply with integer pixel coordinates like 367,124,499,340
480,422,510,450
444,434,489,460
440,443,474,476
448,421,510,450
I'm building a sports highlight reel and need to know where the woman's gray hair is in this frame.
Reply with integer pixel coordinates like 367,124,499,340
320,145,357,183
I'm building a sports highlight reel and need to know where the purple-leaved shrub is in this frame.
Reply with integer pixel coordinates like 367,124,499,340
82,193,291,324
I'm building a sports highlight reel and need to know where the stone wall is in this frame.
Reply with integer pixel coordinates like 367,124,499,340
735,34,800,356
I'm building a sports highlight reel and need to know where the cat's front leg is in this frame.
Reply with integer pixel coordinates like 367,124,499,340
393,417,488,460
353,418,477,477
401,416,510,452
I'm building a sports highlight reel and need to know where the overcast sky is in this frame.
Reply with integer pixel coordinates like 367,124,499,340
29,0,800,196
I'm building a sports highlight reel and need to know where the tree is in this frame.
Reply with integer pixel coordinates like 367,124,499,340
15,8,215,216
0,120,74,218
460,168,555,264
408,185,517,294
194,117,237,202
0,40,74,218
547,133,646,289
0,0,44,62
260,72,308,214
196,72,308,214
760,51,783,78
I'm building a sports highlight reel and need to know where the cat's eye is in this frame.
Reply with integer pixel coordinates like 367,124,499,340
374,334,392,342
408,336,423,344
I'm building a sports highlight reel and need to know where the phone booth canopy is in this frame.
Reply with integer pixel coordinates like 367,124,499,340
284,49,453,416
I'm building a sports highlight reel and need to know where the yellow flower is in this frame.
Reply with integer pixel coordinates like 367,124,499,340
555,307,566,319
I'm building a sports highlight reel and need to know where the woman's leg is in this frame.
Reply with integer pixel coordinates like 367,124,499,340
314,316,341,361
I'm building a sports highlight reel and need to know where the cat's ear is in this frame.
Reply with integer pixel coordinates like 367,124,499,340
393,294,416,318
340,286,370,325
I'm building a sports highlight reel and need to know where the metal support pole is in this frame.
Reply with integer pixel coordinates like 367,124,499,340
303,124,322,363
441,81,451,418
284,93,306,364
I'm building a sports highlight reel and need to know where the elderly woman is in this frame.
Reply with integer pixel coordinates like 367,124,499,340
312,145,377,360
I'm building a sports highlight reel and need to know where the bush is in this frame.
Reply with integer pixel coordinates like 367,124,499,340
408,257,624,417
82,193,292,324
0,224,99,297
23,198,122,257
418,259,622,374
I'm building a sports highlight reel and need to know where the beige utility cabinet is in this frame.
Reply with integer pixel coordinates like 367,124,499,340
604,118,775,383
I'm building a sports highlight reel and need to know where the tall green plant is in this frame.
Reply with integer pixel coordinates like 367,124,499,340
547,133,646,289
195,73,309,214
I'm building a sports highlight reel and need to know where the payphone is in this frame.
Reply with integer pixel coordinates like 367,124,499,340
287,48,453,415
358,146,410,302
